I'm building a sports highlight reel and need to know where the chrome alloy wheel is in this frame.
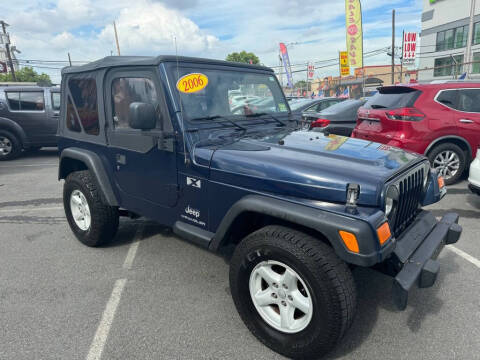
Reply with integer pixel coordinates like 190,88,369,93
433,150,460,180
70,189,91,231
249,260,313,334
0,136,12,156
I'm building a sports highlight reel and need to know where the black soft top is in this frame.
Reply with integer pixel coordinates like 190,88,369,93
62,55,273,75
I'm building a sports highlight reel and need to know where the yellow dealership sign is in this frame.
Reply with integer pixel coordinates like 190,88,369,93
339,51,350,77
345,0,363,68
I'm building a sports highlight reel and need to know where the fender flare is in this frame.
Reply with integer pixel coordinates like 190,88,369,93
0,117,28,147
209,195,392,267
59,147,119,206
424,135,472,157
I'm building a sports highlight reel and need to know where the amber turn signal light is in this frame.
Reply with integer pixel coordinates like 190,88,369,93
438,176,445,189
377,222,391,245
339,231,359,253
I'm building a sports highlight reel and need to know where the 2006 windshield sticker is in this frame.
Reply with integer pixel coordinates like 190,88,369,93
176,73,208,94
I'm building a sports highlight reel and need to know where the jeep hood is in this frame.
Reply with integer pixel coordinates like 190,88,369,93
198,129,422,206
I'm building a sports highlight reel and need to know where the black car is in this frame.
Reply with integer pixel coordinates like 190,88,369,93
0,85,60,160
302,98,367,136
289,97,344,116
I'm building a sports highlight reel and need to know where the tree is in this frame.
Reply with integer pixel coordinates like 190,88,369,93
294,80,311,91
226,51,260,64
0,67,52,86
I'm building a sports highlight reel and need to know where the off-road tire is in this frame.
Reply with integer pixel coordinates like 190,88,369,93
428,142,466,185
63,170,119,247
229,225,356,359
0,130,21,161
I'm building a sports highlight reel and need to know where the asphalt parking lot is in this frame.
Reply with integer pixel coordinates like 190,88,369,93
0,148,479,360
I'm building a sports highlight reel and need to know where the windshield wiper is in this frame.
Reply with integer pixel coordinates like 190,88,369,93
245,112,286,127
189,115,247,131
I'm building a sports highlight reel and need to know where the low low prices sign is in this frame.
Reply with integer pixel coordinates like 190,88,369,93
307,63,315,80
403,32,417,64
0,61,7,73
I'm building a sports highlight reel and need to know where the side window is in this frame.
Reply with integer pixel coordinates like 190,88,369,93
304,104,316,113
51,93,61,111
457,89,480,113
5,91,44,111
6,92,20,110
20,92,45,111
436,90,458,108
111,77,159,130
68,78,99,135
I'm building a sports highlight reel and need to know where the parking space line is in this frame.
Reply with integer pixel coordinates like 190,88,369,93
447,245,480,268
0,206,63,213
0,163,57,168
122,226,144,270
86,278,127,360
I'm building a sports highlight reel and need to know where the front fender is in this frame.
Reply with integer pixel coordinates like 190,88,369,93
209,195,394,267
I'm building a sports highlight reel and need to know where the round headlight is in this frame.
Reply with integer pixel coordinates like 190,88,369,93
384,185,399,218
385,197,394,216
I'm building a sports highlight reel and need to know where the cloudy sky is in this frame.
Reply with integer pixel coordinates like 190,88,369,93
1,0,422,83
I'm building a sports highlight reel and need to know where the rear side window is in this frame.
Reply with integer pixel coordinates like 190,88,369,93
67,78,99,135
364,88,420,109
6,91,44,111
436,90,458,108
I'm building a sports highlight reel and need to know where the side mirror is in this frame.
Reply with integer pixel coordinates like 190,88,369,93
128,102,156,130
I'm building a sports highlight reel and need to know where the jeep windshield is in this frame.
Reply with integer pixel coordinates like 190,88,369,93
169,66,289,124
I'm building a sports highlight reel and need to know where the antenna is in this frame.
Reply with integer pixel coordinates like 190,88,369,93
174,36,189,165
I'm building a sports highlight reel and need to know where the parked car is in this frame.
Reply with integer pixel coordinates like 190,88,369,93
302,99,367,136
352,83,480,184
58,55,460,360
289,97,344,115
468,147,480,195
0,85,60,160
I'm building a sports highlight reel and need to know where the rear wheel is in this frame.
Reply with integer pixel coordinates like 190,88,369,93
64,170,119,246
428,143,466,185
0,130,21,161
229,225,356,359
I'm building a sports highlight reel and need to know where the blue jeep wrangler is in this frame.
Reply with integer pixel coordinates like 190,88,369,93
58,56,461,359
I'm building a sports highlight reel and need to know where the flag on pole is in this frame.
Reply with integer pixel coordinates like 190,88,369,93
345,0,363,69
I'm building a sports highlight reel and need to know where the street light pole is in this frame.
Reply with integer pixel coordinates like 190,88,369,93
391,9,395,85
465,0,476,76
0,20,16,81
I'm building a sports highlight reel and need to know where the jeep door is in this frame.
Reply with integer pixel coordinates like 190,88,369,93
104,68,178,211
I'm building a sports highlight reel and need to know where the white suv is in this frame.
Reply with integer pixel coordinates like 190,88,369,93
468,148,480,195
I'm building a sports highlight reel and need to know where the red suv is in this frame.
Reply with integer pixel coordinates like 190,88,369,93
352,83,480,184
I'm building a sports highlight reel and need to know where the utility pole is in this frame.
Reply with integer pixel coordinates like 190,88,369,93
465,0,476,76
391,9,395,85
113,21,121,56
67,52,72,66
0,21,16,81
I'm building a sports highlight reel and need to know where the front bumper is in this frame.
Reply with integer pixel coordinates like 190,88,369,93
392,211,461,310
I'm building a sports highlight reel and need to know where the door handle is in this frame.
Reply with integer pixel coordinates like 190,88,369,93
459,119,474,123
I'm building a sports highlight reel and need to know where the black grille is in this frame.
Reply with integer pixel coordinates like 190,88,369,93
390,167,425,237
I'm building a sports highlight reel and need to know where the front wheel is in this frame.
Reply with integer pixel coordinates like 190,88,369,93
229,225,356,359
0,130,21,161
64,170,119,247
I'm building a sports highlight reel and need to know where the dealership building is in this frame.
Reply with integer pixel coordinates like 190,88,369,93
419,0,480,80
